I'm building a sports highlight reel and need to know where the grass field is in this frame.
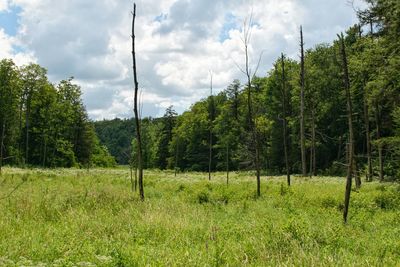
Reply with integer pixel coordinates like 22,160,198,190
0,168,399,266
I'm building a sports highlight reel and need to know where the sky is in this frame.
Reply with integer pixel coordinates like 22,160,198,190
0,0,366,120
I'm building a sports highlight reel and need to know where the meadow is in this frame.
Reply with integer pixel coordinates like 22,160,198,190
0,168,399,266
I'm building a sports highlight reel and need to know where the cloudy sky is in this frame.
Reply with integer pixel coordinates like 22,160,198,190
0,0,366,120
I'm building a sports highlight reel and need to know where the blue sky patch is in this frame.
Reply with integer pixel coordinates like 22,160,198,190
219,13,237,42
0,5,21,36
154,13,168,23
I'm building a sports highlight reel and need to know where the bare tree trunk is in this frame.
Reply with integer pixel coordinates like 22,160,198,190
134,166,138,192
248,72,261,196
311,107,317,176
226,144,229,185
339,33,355,224
309,147,313,178
300,26,307,176
354,156,361,189
129,160,134,192
132,3,144,201
208,73,213,181
0,121,5,176
370,20,374,37
18,100,23,164
375,102,384,182
281,54,291,186
364,93,372,181
240,16,261,197
174,140,178,177
25,100,30,165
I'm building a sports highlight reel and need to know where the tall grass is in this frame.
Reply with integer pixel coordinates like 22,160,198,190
0,168,399,266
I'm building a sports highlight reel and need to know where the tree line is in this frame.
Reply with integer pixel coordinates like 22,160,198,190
96,0,399,183
0,61,116,171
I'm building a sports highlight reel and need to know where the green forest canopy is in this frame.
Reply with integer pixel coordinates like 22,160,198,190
1,0,399,179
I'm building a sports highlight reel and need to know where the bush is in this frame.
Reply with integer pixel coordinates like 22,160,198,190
374,191,400,210
197,191,210,204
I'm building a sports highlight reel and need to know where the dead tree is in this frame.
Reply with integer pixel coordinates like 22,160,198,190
131,3,144,200
280,53,291,186
174,138,179,177
208,71,214,181
300,26,307,176
357,24,373,182
226,144,229,185
339,33,355,223
237,15,262,197
0,121,5,176
363,82,373,181
375,102,384,181
25,96,30,165
310,107,317,176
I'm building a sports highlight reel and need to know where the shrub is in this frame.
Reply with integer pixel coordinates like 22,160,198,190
197,191,210,204
374,191,400,210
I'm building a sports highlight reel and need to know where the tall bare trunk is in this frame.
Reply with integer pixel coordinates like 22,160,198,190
226,144,229,185
300,26,307,176
247,71,261,197
339,33,355,223
18,100,23,164
130,163,134,192
311,107,317,176
132,3,144,200
375,102,384,182
25,100,30,165
208,73,213,181
0,121,5,176
174,140,178,177
281,53,291,186
354,156,361,189
364,93,372,181
244,21,261,197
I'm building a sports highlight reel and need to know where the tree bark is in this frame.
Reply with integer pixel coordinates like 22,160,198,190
354,155,361,189
363,92,372,181
226,144,229,185
129,162,134,192
174,139,179,177
18,99,23,164
339,33,355,224
300,26,307,176
311,107,317,176
132,3,144,200
0,121,5,176
208,73,213,181
25,98,30,165
281,53,291,186
242,18,261,197
375,102,384,182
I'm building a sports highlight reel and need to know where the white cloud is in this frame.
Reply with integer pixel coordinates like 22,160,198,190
0,0,9,11
0,29,14,57
0,28,35,65
3,0,363,120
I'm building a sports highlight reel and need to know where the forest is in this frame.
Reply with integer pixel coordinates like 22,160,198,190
0,63,116,170
95,0,400,182
0,0,399,265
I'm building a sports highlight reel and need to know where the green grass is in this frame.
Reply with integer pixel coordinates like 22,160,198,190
0,168,399,266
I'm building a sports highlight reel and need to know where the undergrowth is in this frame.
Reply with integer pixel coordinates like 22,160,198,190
0,168,399,266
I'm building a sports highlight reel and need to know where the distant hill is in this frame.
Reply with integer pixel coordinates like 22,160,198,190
94,118,135,165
